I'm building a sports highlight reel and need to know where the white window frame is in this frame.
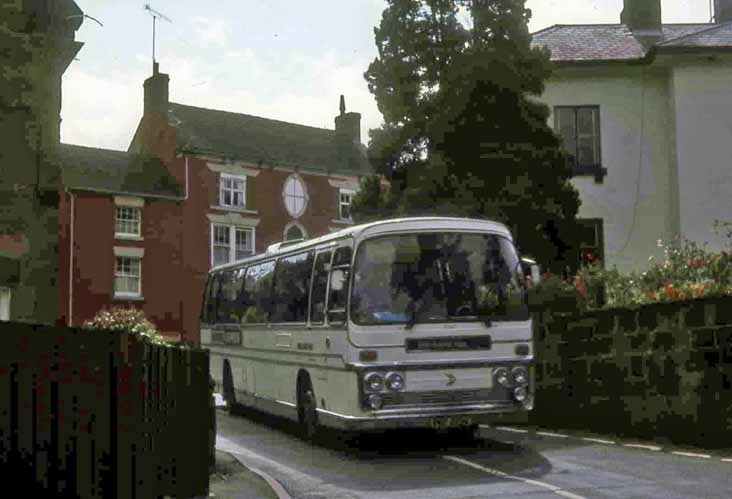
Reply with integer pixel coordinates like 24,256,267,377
210,223,256,267
115,206,142,238
339,188,355,221
219,173,247,209
114,256,142,298
282,174,308,218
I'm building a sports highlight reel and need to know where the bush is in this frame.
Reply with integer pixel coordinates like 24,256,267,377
540,225,732,311
83,307,168,346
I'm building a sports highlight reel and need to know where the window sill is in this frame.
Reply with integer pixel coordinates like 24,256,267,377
211,205,258,215
115,234,143,241
331,218,354,225
113,294,144,302
572,165,607,184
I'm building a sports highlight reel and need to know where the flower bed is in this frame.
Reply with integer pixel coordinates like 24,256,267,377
532,231,732,312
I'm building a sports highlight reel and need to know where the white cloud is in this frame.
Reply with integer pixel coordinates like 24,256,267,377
60,64,149,150
191,16,232,47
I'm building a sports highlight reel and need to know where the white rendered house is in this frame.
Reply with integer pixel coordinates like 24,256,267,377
532,0,732,272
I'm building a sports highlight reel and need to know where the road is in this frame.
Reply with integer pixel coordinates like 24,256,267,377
214,403,732,499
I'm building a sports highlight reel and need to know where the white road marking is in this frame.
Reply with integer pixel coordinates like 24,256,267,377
623,444,662,451
581,437,616,445
720,458,732,463
444,455,588,499
491,426,529,433
537,431,569,438
671,451,712,459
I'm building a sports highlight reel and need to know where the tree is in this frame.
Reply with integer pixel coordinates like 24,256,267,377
353,0,581,272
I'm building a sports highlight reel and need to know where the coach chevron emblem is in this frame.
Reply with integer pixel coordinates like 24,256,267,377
444,373,456,386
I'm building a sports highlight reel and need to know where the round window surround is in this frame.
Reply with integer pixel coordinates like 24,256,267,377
283,174,308,218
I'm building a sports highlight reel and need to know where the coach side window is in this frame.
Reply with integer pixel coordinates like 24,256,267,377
327,246,352,324
309,251,332,325
217,269,242,324
271,251,314,323
242,260,275,323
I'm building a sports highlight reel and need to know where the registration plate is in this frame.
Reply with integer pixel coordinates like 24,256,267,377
428,415,473,430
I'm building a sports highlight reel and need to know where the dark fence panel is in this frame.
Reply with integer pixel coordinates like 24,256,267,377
0,322,211,498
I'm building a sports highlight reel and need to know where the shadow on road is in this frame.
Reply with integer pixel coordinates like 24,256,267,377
221,404,565,486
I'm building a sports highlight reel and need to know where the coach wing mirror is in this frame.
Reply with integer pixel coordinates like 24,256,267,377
330,269,346,292
521,257,541,286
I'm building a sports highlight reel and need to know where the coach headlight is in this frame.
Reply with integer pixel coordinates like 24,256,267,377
493,367,511,387
367,394,384,410
364,372,384,392
512,366,528,386
513,386,528,402
385,372,404,391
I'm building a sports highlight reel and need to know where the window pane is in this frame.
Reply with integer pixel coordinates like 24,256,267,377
114,257,140,295
555,107,577,160
328,246,353,314
235,228,253,260
577,108,596,136
309,251,332,324
271,252,314,322
241,261,275,323
286,225,303,241
577,136,598,166
217,269,244,323
115,207,140,235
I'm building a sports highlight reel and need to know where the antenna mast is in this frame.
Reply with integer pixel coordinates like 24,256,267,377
143,4,172,70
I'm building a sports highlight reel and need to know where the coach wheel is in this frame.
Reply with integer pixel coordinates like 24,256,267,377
222,360,237,413
297,376,320,441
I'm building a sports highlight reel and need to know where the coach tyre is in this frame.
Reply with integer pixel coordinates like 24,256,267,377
222,359,237,414
298,376,320,441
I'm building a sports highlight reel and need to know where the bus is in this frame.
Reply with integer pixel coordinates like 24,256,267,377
201,217,538,440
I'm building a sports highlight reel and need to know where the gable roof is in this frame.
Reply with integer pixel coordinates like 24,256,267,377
59,143,182,199
531,22,732,62
166,102,372,176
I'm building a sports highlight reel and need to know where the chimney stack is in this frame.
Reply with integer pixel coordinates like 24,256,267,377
334,95,361,145
143,62,169,116
715,0,732,22
620,0,662,33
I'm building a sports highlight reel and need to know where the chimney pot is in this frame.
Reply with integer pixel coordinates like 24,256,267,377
620,0,662,32
144,64,169,116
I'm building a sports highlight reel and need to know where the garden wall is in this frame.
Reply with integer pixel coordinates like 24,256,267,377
523,296,732,448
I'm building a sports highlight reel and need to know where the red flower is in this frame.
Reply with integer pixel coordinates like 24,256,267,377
585,253,594,262
644,290,655,298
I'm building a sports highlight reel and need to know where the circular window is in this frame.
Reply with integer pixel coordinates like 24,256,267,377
283,175,307,218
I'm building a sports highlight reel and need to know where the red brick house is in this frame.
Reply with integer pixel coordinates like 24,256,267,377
57,63,372,343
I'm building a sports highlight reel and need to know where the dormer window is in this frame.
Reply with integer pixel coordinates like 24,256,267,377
220,174,246,208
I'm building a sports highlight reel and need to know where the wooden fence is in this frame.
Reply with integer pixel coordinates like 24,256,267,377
0,321,212,498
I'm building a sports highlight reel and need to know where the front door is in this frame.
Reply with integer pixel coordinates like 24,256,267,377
0,288,10,321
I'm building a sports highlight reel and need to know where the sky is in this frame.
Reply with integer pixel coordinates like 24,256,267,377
62,0,712,152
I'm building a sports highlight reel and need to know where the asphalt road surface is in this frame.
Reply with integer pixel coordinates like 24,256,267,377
214,404,732,499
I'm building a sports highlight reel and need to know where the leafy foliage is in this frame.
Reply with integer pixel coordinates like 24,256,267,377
353,0,581,271
537,227,732,311
83,307,168,345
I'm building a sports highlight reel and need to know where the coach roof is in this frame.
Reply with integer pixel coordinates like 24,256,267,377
210,217,512,273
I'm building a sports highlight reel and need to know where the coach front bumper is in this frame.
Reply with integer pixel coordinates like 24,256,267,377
316,399,531,431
